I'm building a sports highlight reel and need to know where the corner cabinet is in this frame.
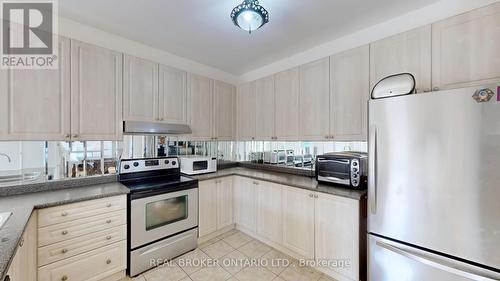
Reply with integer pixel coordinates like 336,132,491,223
71,40,123,141
6,212,38,281
370,25,432,93
0,37,71,141
330,45,370,141
432,2,500,90
236,82,256,140
254,76,275,140
188,74,214,139
199,177,234,238
214,81,236,140
233,176,257,234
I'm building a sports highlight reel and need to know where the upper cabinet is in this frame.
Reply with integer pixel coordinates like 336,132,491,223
71,40,123,141
254,76,275,140
236,82,256,140
370,25,432,93
299,58,330,140
0,37,71,141
432,2,500,90
214,81,236,140
330,45,370,141
123,55,158,122
274,67,300,140
188,74,213,139
159,65,188,124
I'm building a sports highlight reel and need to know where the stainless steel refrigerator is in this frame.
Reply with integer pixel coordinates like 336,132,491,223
368,86,500,280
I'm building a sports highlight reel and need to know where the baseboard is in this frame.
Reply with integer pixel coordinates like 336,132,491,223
99,270,126,281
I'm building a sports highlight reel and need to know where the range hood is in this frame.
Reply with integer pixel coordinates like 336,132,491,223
123,121,192,135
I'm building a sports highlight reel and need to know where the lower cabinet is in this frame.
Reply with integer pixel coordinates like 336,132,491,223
256,180,283,245
281,186,316,259
233,176,257,234
199,177,234,238
6,212,38,281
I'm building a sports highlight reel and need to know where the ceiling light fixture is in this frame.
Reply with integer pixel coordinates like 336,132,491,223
230,0,269,34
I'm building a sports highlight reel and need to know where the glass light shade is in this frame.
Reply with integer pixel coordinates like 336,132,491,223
236,10,263,32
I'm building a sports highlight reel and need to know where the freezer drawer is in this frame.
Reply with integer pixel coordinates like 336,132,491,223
368,235,500,281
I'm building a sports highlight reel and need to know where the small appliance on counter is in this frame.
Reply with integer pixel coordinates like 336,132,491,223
250,152,264,164
179,155,217,175
264,150,286,164
315,151,367,189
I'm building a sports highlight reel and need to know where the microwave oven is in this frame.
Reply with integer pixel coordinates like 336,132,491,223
315,152,368,189
179,156,217,175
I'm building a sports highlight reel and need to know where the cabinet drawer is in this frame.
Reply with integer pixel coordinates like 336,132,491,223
38,224,126,266
38,210,126,247
38,241,126,281
38,195,126,227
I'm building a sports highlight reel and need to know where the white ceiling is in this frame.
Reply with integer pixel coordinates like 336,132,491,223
60,0,439,75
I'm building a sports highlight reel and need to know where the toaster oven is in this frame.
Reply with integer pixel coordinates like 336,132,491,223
315,152,368,189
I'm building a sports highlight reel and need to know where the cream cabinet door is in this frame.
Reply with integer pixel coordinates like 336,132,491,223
299,58,330,141
274,67,300,140
214,81,235,140
233,176,257,234
256,181,283,245
432,3,500,90
188,74,213,139
199,180,218,237
6,211,37,281
282,186,315,259
123,55,158,122
315,193,359,281
0,37,70,140
370,25,432,93
236,82,256,140
71,40,123,141
255,76,275,140
159,65,187,124
330,45,369,141
216,177,234,229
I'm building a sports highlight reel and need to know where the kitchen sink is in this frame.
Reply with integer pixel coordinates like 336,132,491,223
0,172,41,183
0,212,12,229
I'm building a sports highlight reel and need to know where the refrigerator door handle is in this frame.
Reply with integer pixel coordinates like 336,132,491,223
369,125,377,214
376,240,500,281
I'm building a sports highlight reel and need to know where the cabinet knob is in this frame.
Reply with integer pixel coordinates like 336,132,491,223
309,194,314,198
61,211,68,217
106,259,112,265
106,235,112,240
433,87,440,91
61,248,68,254
253,181,259,185
106,203,112,208
61,230,68,235
61,275,68,281
106,219,112,224
72,134,78,138
314,194,318,198
19,237,24,247
65,134,70,139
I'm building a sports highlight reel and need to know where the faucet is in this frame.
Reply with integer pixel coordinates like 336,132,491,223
0,153,11,163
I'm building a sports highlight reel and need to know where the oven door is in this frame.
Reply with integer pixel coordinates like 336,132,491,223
317,157,351,185
130,188,198,249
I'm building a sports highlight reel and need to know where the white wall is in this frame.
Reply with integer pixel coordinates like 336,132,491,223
239,0,500,83
58,17,239,85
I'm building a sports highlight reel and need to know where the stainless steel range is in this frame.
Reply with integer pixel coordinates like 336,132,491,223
119,157,198,277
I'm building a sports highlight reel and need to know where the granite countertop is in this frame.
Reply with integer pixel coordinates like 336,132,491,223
191,167,367,200
0,180,129,280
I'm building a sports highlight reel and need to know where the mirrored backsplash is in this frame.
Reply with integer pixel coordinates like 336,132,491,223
0,137,367,186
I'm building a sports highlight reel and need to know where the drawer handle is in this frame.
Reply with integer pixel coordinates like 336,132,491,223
106,235,112,240
61,248,68,254
106,203,112,207
61,275,68,281
61,212,68,217
106,219,112,224
106,259,112,265
61,230,68,235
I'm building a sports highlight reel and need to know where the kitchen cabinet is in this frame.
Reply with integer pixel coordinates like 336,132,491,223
254,76,275,140
282,186,315,259
432,2,500,90
159,65,188,124
236,82,256,140
6,212,37,281
123,55,158,122
71,40,123,141
214,81,236,140
370,25,432,93
0,37,71,141
315,193,360,281
233,176,257,234
256,180,283,245
299,58,330,140
330,45,370,141
188,74,213,139
274,67,300,140
216,177,234,229
199,180,218,237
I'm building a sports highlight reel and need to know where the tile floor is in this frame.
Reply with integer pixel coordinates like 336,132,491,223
121,229,336,281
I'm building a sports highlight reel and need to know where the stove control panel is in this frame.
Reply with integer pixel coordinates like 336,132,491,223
120,157,179,174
